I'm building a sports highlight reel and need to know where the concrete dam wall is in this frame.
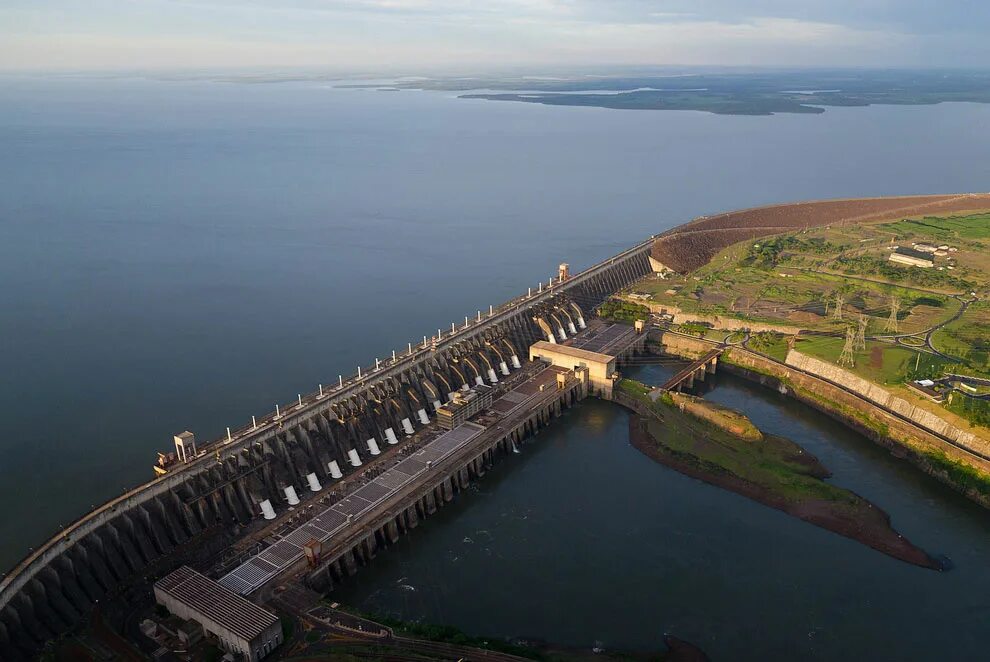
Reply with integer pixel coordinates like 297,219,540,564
0,241,654,657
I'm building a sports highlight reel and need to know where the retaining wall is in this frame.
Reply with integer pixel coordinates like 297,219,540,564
723,347,990,506
785,351,985,456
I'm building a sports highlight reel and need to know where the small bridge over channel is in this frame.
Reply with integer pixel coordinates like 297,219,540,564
658,348,724,392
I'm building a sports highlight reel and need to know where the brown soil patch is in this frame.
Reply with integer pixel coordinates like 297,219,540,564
653,193,990,272
870,346,883,369
788,310,822,323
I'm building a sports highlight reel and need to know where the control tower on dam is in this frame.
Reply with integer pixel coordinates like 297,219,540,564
0,239,654,657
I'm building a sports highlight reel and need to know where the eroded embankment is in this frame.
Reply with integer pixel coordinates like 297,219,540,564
651,193,990,272
617,381,942,570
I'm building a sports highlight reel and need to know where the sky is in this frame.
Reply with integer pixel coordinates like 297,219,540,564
1,1,988,72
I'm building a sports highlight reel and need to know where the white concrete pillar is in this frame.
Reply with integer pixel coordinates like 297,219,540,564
401,418,415,435
260,500,276,520
500,361,510,376
475,375,485,387
348,449,362,467
417,408,430,425
284,486,300,506
432,399,443,412
328,460,343,479
367,438,381,456
306,472,322,492
487,368,499,383
511,355,522,369
568,322,578,335
385,428,399,445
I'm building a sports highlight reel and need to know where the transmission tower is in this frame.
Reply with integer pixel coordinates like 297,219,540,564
838,326,856,367
823,290,832,317
855,313,868,350
885,296,900,333
833,293,844,321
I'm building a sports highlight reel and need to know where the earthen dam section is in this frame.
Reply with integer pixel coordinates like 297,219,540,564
651,193,990,273
0,239,653,658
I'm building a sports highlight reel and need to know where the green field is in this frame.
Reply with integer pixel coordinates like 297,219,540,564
794,337,929,385
881,213,990,241
931,301,990,374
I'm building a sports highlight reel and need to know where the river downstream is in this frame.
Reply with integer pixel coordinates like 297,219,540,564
334,367,990,660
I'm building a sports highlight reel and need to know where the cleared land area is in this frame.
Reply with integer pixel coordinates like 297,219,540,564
629,196,990,433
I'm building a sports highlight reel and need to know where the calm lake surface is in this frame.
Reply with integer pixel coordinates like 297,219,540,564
2,75,989,656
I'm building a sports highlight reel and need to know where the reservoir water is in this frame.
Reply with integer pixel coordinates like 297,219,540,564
2,75,990,656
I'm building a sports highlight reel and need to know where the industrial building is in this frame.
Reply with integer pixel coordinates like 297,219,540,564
436,385,494,429
889,247,934,268
154,566,282,661
529,341,618,397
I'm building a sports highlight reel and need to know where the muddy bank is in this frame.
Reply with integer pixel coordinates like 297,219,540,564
625,402,942,570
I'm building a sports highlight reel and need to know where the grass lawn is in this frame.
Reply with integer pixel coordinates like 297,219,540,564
930,301,990,376
794,337,923,385
881,213,990,241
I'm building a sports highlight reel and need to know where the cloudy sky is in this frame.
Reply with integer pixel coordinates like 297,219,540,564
1,0,988,71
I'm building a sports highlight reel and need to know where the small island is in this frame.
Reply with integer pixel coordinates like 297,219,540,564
336,70,990,116
617,379,942,569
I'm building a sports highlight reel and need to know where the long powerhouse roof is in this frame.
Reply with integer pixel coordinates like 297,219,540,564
155,566,278,642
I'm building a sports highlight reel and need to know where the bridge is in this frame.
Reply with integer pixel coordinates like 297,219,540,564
0,237,656,658
659,348,723,392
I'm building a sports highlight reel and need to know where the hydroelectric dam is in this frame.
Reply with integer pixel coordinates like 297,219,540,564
0,239,658,658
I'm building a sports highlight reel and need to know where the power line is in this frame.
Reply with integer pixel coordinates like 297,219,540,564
839,326,856,367
885,296,900,333
855,313,868,350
